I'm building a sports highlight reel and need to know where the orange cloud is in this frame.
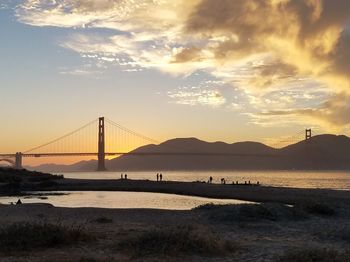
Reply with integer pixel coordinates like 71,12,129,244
13,0,350,130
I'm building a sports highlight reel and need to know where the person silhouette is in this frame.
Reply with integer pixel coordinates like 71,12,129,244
125,174,128,180
160,173,163,181
209,176,213,183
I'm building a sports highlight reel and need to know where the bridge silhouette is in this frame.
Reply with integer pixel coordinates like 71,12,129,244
0,117,312,170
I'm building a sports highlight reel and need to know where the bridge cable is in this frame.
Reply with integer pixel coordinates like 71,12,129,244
105,118,159,145
23,118,98,154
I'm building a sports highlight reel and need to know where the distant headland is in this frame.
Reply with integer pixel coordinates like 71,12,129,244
25,134,350,172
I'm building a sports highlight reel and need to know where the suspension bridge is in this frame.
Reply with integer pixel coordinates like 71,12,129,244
0,117,314,170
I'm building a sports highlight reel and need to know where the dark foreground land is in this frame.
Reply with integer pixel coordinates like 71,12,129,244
0,202,349,262
0,168,350,261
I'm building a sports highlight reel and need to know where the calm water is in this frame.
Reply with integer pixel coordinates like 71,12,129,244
0,191,250,210
1,171,348,209
62,171,350,190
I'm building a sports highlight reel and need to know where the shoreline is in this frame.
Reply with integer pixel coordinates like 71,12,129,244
17,178,350,205
1,169,349,261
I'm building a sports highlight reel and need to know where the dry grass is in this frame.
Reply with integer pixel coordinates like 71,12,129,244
0,223,92,252
276,248,350,262
117,225,237,257
316,225,350,243
297,201,336,216
91,217,113,224
195,203,308,224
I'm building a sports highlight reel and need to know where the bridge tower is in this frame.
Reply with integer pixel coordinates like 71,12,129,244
305,129,312,141
15,152,23,169
97,117,106,171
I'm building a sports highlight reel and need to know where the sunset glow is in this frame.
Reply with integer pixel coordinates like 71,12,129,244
2,0,350,165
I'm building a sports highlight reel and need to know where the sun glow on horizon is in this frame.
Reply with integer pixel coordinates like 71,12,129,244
2,0,350,166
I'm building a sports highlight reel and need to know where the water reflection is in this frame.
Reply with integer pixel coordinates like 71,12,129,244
0,191,250,210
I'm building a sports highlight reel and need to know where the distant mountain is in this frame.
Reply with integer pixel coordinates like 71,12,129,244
26,160,98,173
28,135,350,172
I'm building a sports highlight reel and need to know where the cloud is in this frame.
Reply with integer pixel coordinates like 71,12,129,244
16,0,150,28
186,0,350,90
59,62,104,77
12,0,350,129
253,94,350,130
171,47,203,63
168,86,226,107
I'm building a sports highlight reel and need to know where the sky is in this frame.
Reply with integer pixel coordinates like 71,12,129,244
1,0,350,165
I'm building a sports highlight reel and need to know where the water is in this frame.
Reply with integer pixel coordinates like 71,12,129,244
62,170,350,190
1,171,348,209
0,191,250,210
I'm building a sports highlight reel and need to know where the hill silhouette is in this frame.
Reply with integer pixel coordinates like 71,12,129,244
28,135,350,172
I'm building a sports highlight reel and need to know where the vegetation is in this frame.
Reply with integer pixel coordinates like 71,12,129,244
195,203,308,224
195,201,340,225
92,217,113,224
0,173,22,183
79,257,99,262
117,225,237,257
238,204,277,221
0,223,92,252
297,201,336,216
0,167,63,183
317,226,350,243
276,248,350,262
0,167,63,194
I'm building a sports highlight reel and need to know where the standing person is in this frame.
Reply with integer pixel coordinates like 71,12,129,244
157,173,159,181
209,176,213,183
125,174,128,180
160,173,163,181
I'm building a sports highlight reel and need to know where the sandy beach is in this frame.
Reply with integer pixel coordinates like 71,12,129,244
0,200,349,261
0,175,350,261
1,170,350,261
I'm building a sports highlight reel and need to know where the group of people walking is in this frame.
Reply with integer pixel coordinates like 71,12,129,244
208,176,259,185
118,173,258,185
119,173,164,181
208,176,226,184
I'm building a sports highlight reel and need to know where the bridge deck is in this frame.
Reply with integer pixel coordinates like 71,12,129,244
1,152,282,158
